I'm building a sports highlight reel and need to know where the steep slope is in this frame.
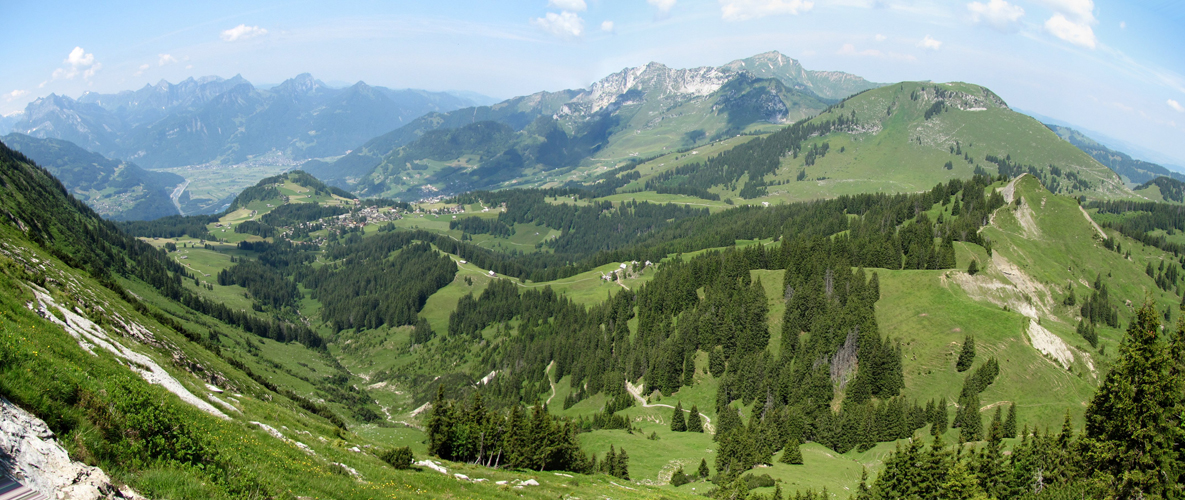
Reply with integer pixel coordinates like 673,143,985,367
2,133,182,220
1046,123,1185,184
0,137,697,500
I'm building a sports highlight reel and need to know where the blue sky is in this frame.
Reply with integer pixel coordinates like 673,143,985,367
2,0,1183,165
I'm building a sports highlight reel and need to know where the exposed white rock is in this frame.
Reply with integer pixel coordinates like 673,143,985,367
416,460,449,474
1026,319,1074,369
0,397,145,500
26,285,228,420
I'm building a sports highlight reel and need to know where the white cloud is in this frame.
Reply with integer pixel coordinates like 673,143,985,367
1170,99,1185,113
531,11,584,38
1119,21,1125,29
1044,12,1095,48
875,34,886,42
158,54,178,66
720,0,813,21
5,90,28,102
220,24,268,42
967,0,1024,31
648,0,677,14
1035,0,1095,24
51,46,101,81
134,63,150,76
601,20,615,32
918,35,943,50
186,64,193,69
1035,0,1096,48
548,0,586,11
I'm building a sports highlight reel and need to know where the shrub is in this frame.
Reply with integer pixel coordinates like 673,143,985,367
378,446,414,469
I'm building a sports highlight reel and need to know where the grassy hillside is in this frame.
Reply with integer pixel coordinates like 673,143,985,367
604,82,1135,208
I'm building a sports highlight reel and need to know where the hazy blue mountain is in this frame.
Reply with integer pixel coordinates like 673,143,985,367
11,74,482,169
445,90,501,106
1,133,182,220
12,94,125,156
1045,123,1185,184
0,113,19,135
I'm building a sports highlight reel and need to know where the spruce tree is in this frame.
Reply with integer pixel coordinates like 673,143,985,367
967,259,979,275
956,335,976,372
671,402,687,432
698,458,710,478
779,437,804,465
1083,301,1183,498
932,397,949,435
989,405,1003,440
686,404,704,433
615,448,630,480
1003,403,1017,438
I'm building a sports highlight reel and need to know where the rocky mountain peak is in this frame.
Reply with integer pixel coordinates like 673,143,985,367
566,61,732,115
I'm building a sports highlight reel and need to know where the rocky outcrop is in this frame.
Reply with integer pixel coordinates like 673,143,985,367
561,62,732,116
0,397,144,500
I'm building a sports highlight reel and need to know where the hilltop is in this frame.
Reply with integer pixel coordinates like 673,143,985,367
590,81,1134,207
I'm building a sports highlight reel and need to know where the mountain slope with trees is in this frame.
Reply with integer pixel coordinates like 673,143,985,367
2,132,183,220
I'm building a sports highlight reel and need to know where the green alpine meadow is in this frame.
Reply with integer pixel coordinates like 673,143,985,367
2,2,1184,499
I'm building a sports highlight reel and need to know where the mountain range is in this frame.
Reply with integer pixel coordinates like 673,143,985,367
9,74,482,169
310,51,882,198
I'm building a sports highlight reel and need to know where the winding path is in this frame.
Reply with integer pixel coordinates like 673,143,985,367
624,381,714,434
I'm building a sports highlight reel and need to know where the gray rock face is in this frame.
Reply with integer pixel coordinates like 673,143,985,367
0,397,144,500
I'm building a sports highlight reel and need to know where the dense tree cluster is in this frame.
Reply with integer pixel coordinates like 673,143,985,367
425,390,592,473
863,301,1185,499
304,241,456,332
1080,273,1120,329
1091,199,1185,257
260,203,350,227
643,115,859,200
118,214,218,240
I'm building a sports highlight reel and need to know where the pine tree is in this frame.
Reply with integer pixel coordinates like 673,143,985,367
779,437,804,464
698,458,710,478
956,335,976,372
1003,403,1017,438
967,259,979,276
615,448,630,480
602,446,616,475
990,405,1003,439
686,404,704,433
1083,301,1184,498
670,402,687,432
942,460,984,500
932,396,949,435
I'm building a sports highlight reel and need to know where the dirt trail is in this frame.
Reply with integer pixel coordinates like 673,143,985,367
545,361,558,406
1078,205,1107,238
624,381,714,433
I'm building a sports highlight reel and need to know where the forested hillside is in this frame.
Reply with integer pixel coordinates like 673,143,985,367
3,74,1184,500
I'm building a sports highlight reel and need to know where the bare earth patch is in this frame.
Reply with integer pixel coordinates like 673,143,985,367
1025,319,1074,369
